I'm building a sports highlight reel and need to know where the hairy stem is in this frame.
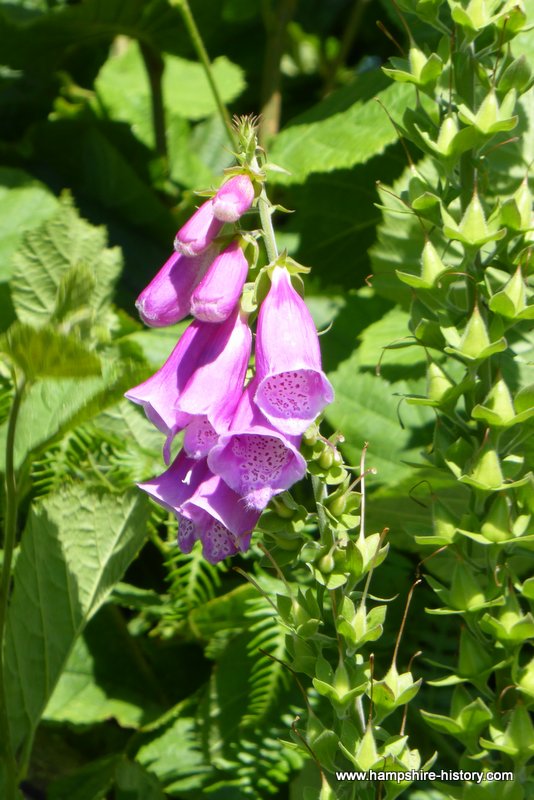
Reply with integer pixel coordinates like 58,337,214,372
172,0,235,148
0,375,26,798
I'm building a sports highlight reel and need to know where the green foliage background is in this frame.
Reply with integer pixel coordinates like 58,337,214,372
0,1,532,798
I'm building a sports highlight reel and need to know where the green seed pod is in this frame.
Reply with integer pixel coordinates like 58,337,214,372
318,553,335,574
481,495,511,542
318,447,335,469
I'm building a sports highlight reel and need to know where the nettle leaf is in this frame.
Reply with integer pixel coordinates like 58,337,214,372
269,71,411,185
1,322,101,380
43,604,165,729
135,699,210,794
4,486,149,755
0,359,146,472
49,756,165,800
0,167,58,284
96,39,245,132
9,194,122,327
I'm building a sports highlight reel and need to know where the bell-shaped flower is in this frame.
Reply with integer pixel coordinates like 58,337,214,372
139,452,259,563
125,307,252,461
190,240,249,323
174,174,255,257
212,174,255,222
208,379,307,511
135,247,216,327
254,266,334,435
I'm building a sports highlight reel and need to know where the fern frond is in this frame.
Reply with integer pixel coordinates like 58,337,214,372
165,541,224,621
242,596,289,727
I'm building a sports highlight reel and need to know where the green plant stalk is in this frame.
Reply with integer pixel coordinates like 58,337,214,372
139,42,169,170
259,0,298,144
0,375,26,799
171,0,236,148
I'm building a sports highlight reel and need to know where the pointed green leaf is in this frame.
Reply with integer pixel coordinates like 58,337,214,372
4,486,149,753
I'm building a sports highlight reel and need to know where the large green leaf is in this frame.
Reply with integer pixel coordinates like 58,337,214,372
278,147,405,289
9,194,122,327
43,605,164,728
0,359,146,472
95,40,245,133
1,322,102,380
0,168,58,283
135,701,210,794
33,118,176,240
269,72,411,185
4,485,149,755
48,756,166,800
0,0,227,68
325,304,433,488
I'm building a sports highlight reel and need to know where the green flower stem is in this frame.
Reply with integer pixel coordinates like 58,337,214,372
258,186,279,263
311,474,328,537
0,374,26,799
171,0,236,148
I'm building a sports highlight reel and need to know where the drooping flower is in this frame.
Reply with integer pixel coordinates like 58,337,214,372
190,240,249,323
174,174,255,257
208,379,307,511
254,266,334,435
139,452,259,563
135,247,216,327
125,307,252,461
212,174,255,222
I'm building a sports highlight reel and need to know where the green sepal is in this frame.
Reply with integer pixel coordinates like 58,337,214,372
480,593,534,645
480,705,534,766
457,89,518,135
489,266,533,320
337,598,387,650
442,192,506,247
443,306,507,363
499,55,533,95
383,48,442,89
370,663,422,723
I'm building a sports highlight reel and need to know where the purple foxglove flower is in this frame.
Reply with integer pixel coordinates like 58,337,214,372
254,266,334,436
212,174,255,223
138,449,202,511
125,307,252,461
135,247,216,327
174,174,255,257
208,379,307,511
190,240,249,323
140,453,258,563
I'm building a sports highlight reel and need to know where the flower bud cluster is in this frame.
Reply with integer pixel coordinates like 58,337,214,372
126,170,334,562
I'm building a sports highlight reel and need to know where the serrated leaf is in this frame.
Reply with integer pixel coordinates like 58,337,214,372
2,322,101,380
44,605,164,729
325,365,433,487
0,359,146,472
9,194,122,327
0,168,58,284
96,39,245,137
136,701,209,793
269,71,411,184
5,486,149,754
